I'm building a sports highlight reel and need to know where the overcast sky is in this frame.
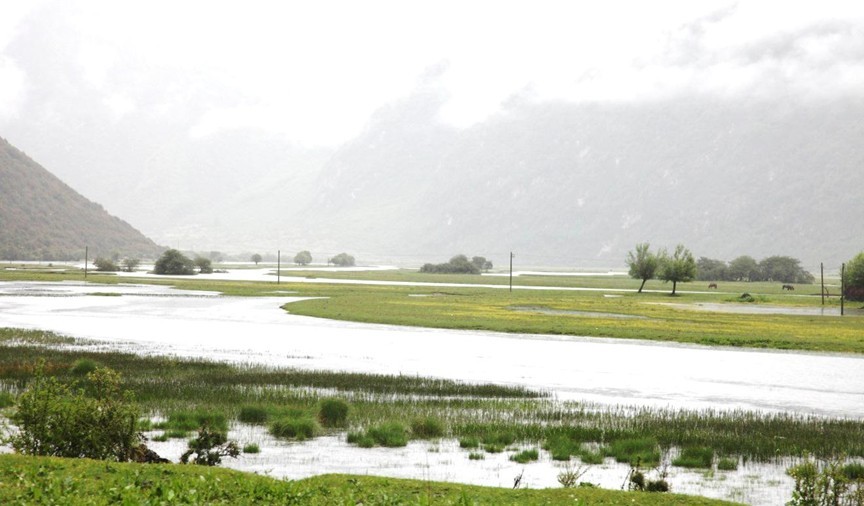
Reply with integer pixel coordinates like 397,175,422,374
2,0,864,147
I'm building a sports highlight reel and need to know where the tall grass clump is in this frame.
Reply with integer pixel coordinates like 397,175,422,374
717,457,738,471
269,416,319,441
0,391,14,408
410,417,445,439
510,449,539,464
605,437,661,466
347,422,408,448
238,405,269,425
160,410,228,433
672,447,713,468
318,398,349,428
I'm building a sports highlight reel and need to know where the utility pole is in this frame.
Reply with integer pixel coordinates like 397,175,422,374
277,250,281,285
821,262,825,305
841,263,845,316
84,246,88,279
509,251,514,293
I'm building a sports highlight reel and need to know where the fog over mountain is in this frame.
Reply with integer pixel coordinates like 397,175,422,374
1,1,862,268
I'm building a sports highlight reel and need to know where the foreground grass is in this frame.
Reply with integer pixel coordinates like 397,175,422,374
0,454,738,505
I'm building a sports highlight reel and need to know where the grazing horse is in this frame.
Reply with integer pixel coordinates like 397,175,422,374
708,283,718,289
782,284,794,291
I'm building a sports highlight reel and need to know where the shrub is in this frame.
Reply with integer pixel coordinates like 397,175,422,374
93,257,119,272
318,399,349,428
8,365,142,461
153,249,196,275
69,358,99,376
270,416,319,441
180,425,239,466
238,405,269,425
410,417,445,438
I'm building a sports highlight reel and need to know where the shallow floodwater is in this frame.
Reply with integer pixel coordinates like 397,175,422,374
1,281,862,419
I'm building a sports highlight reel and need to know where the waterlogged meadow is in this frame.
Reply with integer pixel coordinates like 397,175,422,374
2,328,864,503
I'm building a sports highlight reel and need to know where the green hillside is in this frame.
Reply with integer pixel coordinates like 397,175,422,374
0,136,161,260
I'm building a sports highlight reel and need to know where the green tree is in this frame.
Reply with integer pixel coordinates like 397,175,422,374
294,250,312,266
695,257,728,281
420,254,480,274
728,255,760,281
626,243,659,293
93,257,119,272
330,252,355,267
8,364,142,461
250,253,262,265
844,251,864,301
153,249,196,275
759,256,814,284
658,244,697,295
180,424,239,466
120,257,140,272
194,256,213,274
471,256,493,272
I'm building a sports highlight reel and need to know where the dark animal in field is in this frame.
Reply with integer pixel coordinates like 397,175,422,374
782,284,794,291
708,283,718,289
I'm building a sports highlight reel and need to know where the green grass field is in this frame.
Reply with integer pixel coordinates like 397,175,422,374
0,454,738,505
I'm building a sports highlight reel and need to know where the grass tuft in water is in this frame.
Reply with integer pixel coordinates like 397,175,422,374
605,437,661,467
318,398,349,428
459,437,480,449
411,417,445,439
673,447,714,468
69,358,100,376
510,449,540,464
348,422,409,448
716,457,738,471
270,416,319,441
242,443,260,454
238,405,269,425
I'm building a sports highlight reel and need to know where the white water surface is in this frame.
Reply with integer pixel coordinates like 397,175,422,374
1,281,862,419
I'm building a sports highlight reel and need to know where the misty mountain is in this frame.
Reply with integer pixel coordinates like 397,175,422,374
295,92,864,268
0,137,161,260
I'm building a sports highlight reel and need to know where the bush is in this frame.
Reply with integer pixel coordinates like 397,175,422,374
180,425,239,466
242,443,260,454
844,252,864,301
93,257,119,272
153,249,196,275
7,365,142,461
318,399,349,428
269,416,319,441
410,417,445,438
420,254,481,274
329,253,355,267
69,358,100,376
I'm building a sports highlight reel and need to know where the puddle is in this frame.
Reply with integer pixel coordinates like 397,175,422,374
510,305,648,319
650,302,862,317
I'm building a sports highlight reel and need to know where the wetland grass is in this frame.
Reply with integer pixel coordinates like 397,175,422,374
269,416,319,441
510,448,540,463
3,328,864,466
673,447,714,468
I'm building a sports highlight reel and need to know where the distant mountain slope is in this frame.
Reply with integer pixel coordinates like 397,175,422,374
0,137,162,260
296,93,864,268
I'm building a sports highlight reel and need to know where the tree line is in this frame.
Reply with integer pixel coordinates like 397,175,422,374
626,243,818,295
420,255,492,275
